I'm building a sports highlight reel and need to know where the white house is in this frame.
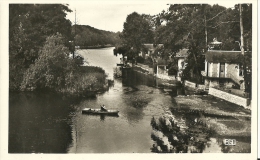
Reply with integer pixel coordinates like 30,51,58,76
201,50,250,90
175,49,189,79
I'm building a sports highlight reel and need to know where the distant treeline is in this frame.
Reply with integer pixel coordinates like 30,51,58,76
72,25,121,47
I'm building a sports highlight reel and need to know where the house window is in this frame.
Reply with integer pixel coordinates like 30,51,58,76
220,63,225,72
239,64,244,76
219,63,225,77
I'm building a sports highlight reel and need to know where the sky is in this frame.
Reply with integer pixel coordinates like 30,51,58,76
65,1,238,32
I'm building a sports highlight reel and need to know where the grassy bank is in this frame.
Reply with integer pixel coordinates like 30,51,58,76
59,66,108,95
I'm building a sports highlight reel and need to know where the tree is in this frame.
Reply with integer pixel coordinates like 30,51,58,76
154,4,210,83
20,33,107,94
9,4,72,90
72,25,121,48
119,12,154,63
153,4,252,84
20,33,75,91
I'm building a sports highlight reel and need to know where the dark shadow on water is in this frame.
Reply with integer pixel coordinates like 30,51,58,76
122,69,157,87
81,114,119,121
8,92,83,153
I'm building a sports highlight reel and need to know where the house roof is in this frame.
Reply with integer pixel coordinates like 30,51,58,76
205,50,251,63
175,49,189,58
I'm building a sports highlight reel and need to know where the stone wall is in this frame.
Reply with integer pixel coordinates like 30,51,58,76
204,78,235,89
209,87,250,109
184,80,206,90
157,74,175,80
197,84,205,90
136,64,153,74
184,80,197,89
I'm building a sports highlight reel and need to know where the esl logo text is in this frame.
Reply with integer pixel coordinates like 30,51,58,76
223,139,236,146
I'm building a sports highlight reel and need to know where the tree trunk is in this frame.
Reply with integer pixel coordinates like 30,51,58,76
190,34,201,84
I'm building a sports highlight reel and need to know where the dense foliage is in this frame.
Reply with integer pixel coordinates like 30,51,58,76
154,4,251,84
9,4,73,90
150,115,214,153
9,4,107,94
116,4,251,92
72,25,121,47
20,33,107,94
114,12,154,62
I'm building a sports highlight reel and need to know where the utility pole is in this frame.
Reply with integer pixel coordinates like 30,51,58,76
239,4,244,55
204,15,208,50
239,4,247,94
73,9,77,59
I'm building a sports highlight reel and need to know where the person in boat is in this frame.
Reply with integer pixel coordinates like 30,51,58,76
101,105,107,111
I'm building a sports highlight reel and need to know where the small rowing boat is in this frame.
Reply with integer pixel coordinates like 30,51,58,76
82,108,119,116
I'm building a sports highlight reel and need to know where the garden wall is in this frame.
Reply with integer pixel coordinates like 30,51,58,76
209,87,250,109
184,80,196,89
184,80,205,90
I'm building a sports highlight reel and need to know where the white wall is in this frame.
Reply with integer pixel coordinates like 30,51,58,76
209,87,250,109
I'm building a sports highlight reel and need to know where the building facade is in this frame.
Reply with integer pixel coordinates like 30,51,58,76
201,50,248,90
175,49,189,78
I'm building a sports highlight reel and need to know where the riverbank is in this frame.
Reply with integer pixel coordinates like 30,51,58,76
133,63,179,86
132,63,251,129
129,65,251,152
174,96,251,136
172,95,251,152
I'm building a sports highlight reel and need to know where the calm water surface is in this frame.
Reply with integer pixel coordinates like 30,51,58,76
9,48,172,153
9,47,248,153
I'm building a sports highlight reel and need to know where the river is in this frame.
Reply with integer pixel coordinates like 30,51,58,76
9,47,250,153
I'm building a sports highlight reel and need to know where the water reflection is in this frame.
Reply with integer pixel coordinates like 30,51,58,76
122,69,162,87
81,114,119,122
9,92,77,153
9,48,250,153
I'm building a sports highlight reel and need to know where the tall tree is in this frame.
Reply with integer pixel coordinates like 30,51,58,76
9,4,72,90
20,33,73,91
153,4,252,84
154,4,210,83
119,12,154,62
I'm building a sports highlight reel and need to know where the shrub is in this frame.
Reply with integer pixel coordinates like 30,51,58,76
136,56,145,63
168,66,178,76
144,57,153,67
20,33,107,94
